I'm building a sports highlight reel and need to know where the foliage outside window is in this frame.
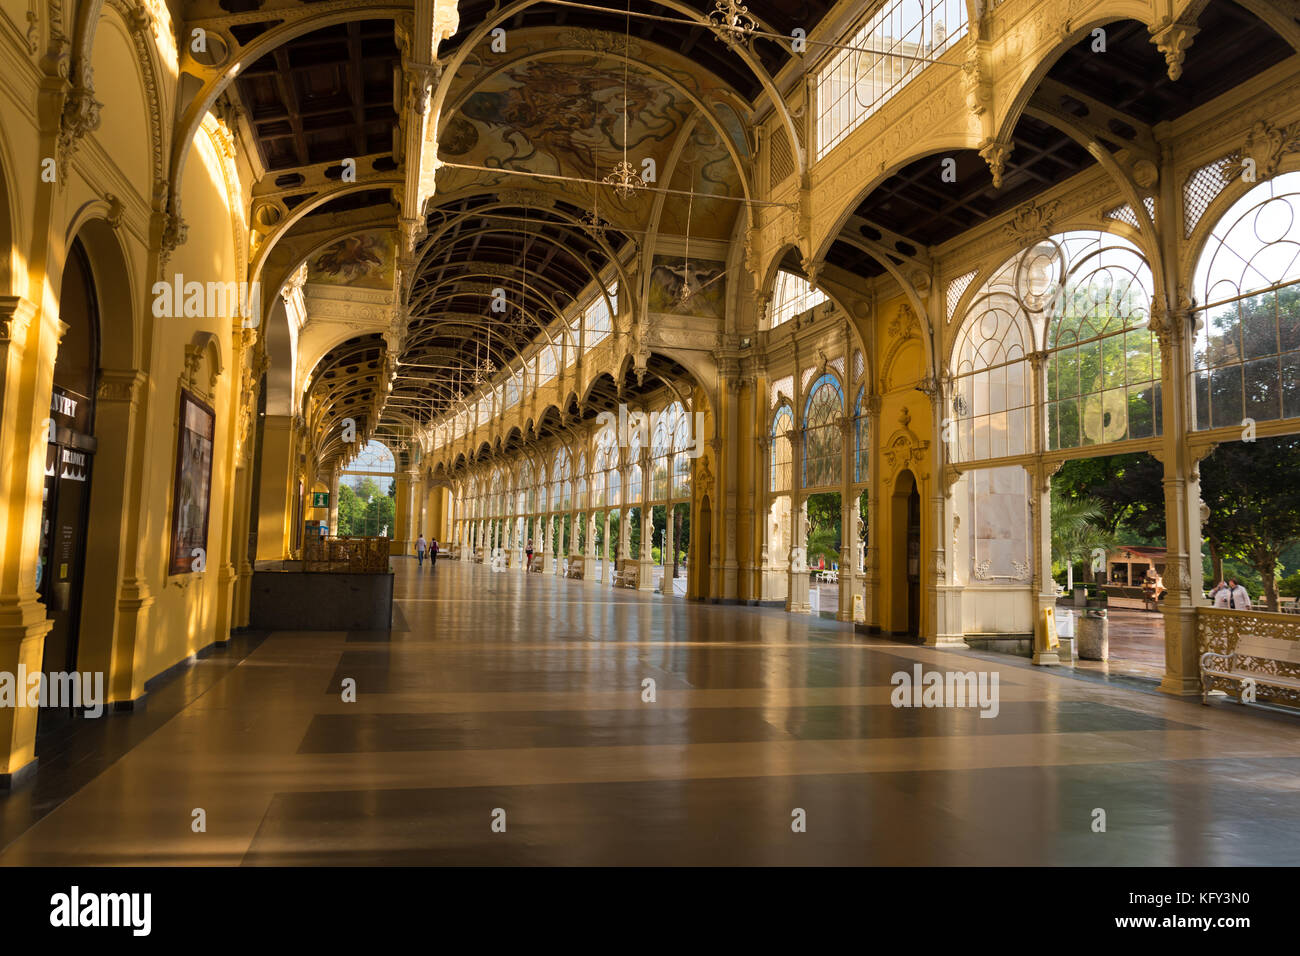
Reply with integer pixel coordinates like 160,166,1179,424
1193,171,1300,429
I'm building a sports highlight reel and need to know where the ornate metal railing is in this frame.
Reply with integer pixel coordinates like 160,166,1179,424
302,535,389,573
1197,607,1300,707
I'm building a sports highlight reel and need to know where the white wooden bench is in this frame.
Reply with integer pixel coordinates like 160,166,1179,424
1200,633,1300,706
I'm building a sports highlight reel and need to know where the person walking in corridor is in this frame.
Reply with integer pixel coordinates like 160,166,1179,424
416,533,427,569
526,538,534,572
430,537,439,569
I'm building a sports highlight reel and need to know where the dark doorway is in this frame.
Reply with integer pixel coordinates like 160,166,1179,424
696,496,711,601
37,239,99,734
890,469,921,639
906,481,921,638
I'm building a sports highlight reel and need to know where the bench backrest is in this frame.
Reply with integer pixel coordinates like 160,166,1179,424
1236,633,1300,665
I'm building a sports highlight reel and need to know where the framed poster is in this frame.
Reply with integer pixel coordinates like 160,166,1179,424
168,389,215,575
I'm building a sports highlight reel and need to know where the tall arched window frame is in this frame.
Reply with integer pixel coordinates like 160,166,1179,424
770,405,794,493
627,430,643,503
770,270,828,328
538,345,558,384
575,453,588,510
651,403,684,502
551,449,571,513
950,230,1157,462
593,428,618,509
671,406,692,498
518,460,533,514
1193,170,1300,428
803,373,844,489
854,386,869,483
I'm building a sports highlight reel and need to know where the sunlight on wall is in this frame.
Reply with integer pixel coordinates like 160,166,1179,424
140,0,179,78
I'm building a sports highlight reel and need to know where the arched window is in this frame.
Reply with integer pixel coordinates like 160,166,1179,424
575,453,587,510
671,405,692,498
770,405,793,493
651,403,682,501
1193,170,1300,428
1045,236,1158,447
607,448,621,506
951,230,1156,461
803,373,844,489
854,386,869,483
538,345,558,384
627,429,643,503
770,270,827,328
550,449,571,512
585,286,616,348
593,427,617,508
518,460,533,513
490,467,503,517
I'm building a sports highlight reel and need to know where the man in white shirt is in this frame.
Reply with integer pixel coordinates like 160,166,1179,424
1227,578,1252,610
416,533,427,569
1209,580,1231,608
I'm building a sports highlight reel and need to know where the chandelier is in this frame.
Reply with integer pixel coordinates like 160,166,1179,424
603,3,645,201
603,160,642,200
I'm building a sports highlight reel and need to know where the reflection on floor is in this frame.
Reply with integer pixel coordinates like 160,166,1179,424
1070,599,1166,681
3,558,1299,865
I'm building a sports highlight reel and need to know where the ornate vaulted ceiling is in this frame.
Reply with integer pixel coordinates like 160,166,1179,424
227,0,1296,478
825,1,1293,281
221,0,826,475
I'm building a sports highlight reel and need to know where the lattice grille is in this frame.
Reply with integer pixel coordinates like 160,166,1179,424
1144,196,1156,224
1103,203,1139,228
801,366,818,394
829,356,846,379
945,269,978,323
853,350,864,382
770,375,793,407
1184,154,1240,239
769,127,795,187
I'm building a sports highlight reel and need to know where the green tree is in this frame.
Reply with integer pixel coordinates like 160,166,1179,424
807,526,840,568
363,492,395,538
1201,436,1300,610
337,483,360,536
1054,452,1164,542
1051,495,1118,591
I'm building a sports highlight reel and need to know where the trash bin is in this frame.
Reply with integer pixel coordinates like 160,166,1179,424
1076,607,1109,660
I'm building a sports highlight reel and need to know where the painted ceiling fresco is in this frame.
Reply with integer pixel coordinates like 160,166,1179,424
307,231,396,290
437,29,746,241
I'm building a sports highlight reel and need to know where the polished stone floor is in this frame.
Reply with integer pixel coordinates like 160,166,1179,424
3,558,1300,865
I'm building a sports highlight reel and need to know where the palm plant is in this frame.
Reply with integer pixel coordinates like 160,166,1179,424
1051,496,1118,592
806,527,841,569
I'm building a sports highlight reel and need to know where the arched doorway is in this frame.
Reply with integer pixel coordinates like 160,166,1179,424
37,238,100,733
890,469,921,639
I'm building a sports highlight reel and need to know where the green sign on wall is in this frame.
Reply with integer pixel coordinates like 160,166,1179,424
312,492,330,508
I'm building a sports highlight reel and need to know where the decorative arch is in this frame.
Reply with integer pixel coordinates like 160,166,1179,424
802,372,844,490
1190,169,1300,428
949,229,1157,462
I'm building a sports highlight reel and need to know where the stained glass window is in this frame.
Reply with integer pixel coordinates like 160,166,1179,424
802,374,844,488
